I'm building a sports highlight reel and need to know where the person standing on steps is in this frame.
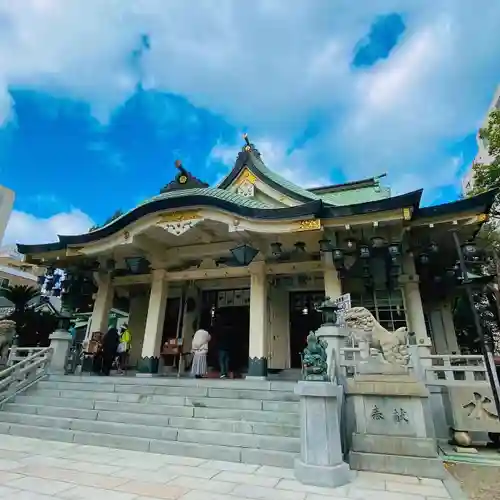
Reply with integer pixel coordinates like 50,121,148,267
218,324,232,379
101,325,119,376
191,329,211,379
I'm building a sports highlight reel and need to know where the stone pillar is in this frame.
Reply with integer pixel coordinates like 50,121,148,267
294,381,353,488
48,330,73,374
248,261,268,378
138,269,168,375
87,272,114,341
322,252,342,299
401,255,429,344
316,325,349,382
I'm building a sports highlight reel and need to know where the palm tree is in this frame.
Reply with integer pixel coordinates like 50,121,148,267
0,285,41,348
1,285,40,315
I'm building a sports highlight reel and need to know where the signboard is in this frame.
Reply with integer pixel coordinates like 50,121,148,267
334,293,351,326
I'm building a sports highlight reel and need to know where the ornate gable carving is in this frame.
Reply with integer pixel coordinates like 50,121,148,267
160,160,209,194
157,211,203,236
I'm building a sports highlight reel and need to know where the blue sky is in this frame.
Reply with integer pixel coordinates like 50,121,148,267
0,1,499,245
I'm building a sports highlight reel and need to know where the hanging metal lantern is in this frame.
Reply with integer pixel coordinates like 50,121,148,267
270,242,283,256
370,236,386,248
419,253,430,265
230,244,259,266
125,257,150,274
294,242,306,253
318,239,333,253
332,248,344,262
387,243,401,257
428,241,439,254
461,242,477,258
345,237,356,249
359,244,371,259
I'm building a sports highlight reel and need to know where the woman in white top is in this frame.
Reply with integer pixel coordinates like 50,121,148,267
191,329,211,378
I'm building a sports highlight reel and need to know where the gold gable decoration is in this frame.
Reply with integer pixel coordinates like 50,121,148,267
159,211,201,223
297,219,322,231
157,211,202,236
235,168,257,186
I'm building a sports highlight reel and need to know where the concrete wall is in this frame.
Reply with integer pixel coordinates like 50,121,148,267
0,185,14,245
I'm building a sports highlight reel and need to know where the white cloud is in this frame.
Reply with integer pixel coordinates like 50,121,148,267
0,0,499,196
2,209,94,245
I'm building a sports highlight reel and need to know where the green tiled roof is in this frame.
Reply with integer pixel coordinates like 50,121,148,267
144,187,273,209
245,152,321,202
319,185,391,206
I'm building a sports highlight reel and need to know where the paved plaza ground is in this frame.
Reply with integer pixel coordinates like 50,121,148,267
0,435,455,500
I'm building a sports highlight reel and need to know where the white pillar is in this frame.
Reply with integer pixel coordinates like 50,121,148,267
87,273,113,340
138,269,168,375
128,292,149,367
248,261,268,378
179,285,200,374
322,252,342,300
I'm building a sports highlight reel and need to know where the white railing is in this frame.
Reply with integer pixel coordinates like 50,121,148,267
7,347,50,366
0,347,52,405
339,347,363,378
418,353,487,385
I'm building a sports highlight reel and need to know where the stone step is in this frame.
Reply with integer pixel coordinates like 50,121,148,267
0,421,296,467
37,379,299,401
47,374,297,393
0,412,299,452
12,395,300,425
2,403,300,437
29,388,300,412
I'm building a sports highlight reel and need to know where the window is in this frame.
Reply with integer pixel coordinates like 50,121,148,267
350,288,407,331
0,278,9,289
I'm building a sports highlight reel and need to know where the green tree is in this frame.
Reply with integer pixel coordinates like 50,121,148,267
462,108,500,352
89,209,124,232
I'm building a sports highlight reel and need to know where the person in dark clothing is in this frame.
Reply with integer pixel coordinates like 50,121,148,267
217,325,232,379
101,327,119,376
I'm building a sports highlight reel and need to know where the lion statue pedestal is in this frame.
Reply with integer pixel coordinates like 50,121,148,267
343,307,446,479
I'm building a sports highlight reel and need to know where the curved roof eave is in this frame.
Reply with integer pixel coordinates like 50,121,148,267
17,196,324,254
16,189,429,256
321,189,423,218
413,189,497,219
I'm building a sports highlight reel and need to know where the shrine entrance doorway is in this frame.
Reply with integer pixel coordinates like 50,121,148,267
289,291,324,369
200,289,250,376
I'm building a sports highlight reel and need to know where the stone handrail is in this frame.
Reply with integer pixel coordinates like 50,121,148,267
0,347,52,405
7,347,49,366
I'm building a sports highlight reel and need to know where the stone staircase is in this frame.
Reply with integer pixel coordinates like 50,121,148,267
0,375,300,467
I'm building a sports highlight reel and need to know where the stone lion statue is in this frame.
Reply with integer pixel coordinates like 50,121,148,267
343,306,409,366
0,319,16,366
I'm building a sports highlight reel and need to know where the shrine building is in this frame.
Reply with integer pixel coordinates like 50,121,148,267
16,136,496,377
